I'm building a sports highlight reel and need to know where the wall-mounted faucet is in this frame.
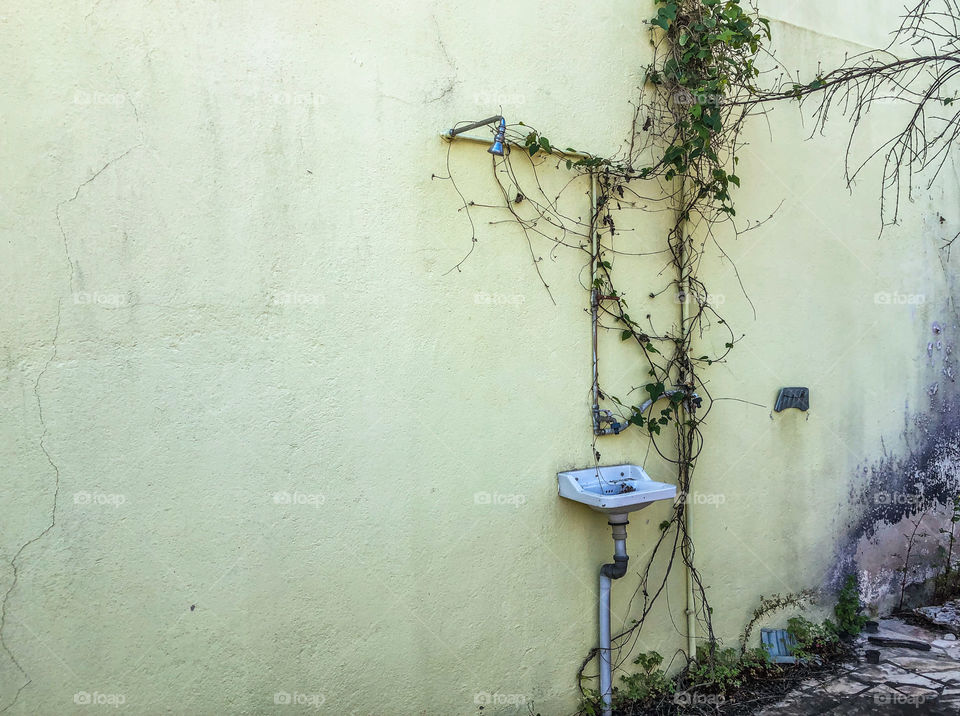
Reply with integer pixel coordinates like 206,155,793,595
593,406,629,436
593,384,702,437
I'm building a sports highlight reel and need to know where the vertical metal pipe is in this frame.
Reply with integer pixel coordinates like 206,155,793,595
590,172,600,421
599,574,612,716
678,179,697,660
600,523,629,716
685,487,696,657
613,538,627,558
685,480,697,657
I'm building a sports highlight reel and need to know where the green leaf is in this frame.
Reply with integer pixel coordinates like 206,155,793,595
652,2,677,30
645,382,665,401
758,16,771,38
621,330,633,341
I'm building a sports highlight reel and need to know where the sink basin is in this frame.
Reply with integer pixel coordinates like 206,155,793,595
557,464,676,515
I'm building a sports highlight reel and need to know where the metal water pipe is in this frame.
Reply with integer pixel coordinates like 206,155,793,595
598,514,629,716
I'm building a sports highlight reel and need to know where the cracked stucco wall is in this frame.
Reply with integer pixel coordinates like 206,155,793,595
2,1,960,714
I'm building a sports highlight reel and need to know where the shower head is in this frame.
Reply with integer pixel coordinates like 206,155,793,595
487,118,506,156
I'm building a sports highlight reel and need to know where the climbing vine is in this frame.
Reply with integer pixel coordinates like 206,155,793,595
574,0,772,697
436,0,960,710
436,0,773,702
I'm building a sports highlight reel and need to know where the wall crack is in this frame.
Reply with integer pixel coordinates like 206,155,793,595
2,145,139,712
55,144,141,294
0,303,62,713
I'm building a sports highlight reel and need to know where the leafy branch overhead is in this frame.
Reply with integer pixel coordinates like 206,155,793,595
733,0,960,238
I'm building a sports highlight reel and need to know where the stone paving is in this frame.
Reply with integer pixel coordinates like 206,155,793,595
757,617,960,714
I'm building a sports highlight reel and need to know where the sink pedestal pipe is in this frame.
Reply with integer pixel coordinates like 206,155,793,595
599,513,629,716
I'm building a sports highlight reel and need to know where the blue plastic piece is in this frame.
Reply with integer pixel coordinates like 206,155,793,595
761,628,798,664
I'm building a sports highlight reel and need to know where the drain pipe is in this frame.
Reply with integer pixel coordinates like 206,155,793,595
599,514,629,716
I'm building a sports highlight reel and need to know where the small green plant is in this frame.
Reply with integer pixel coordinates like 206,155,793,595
786,616,841,659
934,570,960,603
894,512,928,610
616,651,675,707
934,495,960,602
576,688,601,716
611,646,780,712
943,494,960,572
688,646,772,692
739,590,817,655
834,574,867,637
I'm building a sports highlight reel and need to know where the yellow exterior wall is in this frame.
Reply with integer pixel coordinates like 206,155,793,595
1,1,958,714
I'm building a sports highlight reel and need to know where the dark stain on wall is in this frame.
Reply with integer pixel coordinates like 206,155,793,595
829,321,960,604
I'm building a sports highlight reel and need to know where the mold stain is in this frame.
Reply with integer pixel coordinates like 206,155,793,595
832,321,960,611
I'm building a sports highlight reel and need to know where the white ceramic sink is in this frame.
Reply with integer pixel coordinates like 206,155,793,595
557,464,676,515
